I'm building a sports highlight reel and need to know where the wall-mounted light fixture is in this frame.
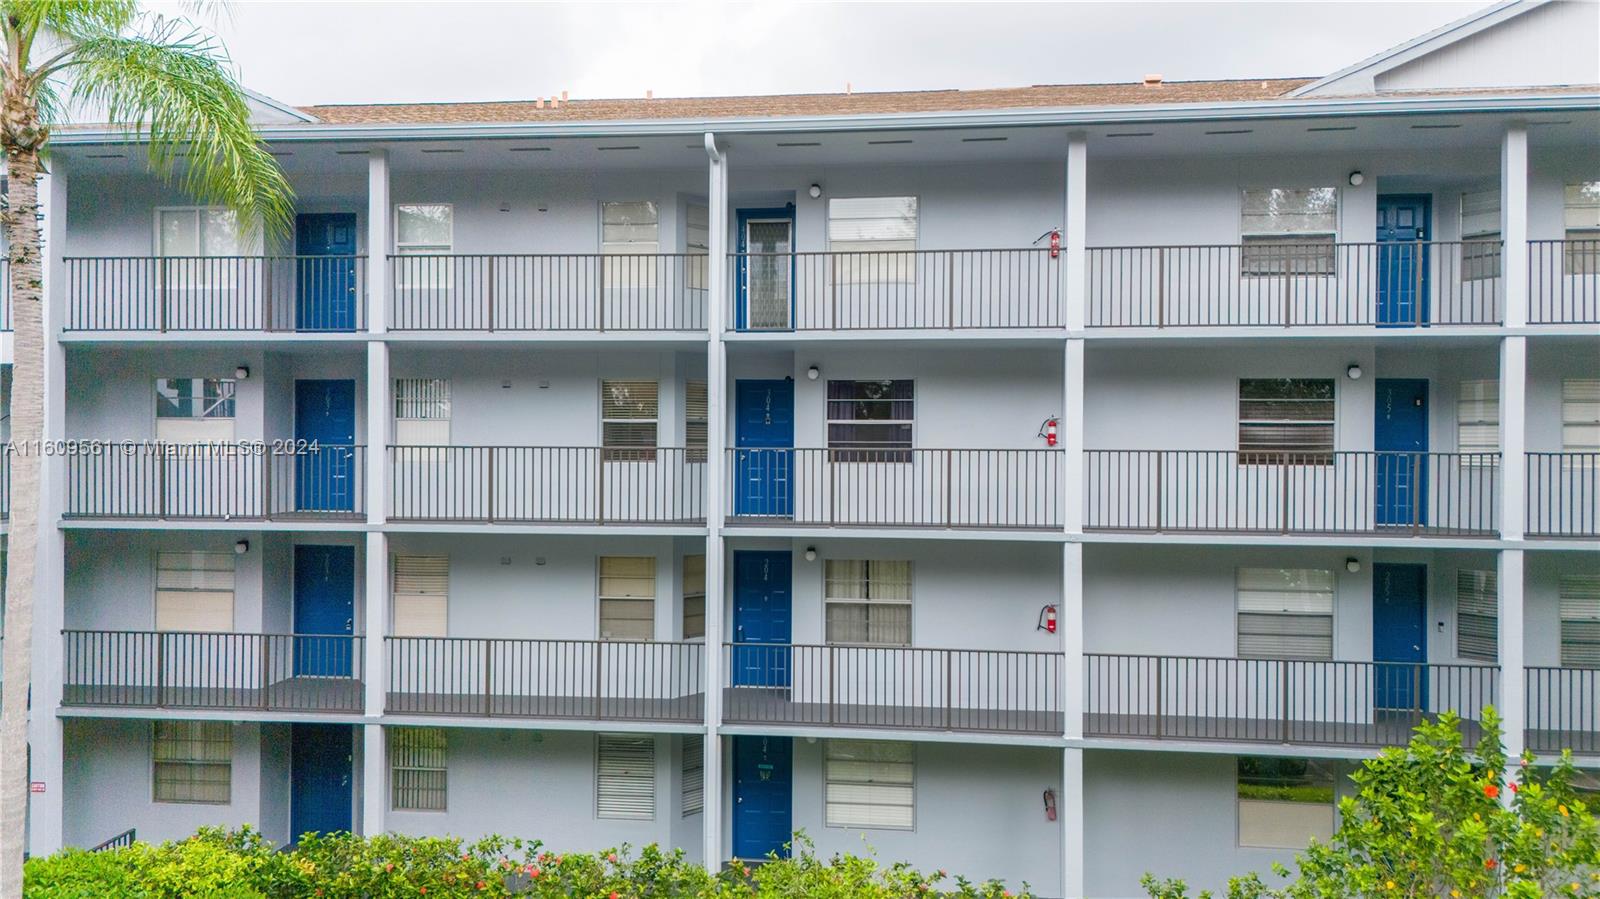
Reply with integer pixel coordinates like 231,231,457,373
1346,363,1363,380
1345,557,1361,573
234,540,250,555
234,366,250,380
806,365,820,381
804,546,818,562
1348,171,1365,187
808,183,823,199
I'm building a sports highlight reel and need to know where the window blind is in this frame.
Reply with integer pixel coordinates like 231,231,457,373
597,734,656,820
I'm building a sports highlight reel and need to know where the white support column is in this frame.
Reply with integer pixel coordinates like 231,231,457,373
1500,336,1527,542
361,722,387,836
1063,132,1088,333
1061,747,1086,899
1063,340,1085,536
1497,549,1526,762
701,132,729,871
25,169,69,856
362,151,392,839
367,151,391,336
1500,123,1528,329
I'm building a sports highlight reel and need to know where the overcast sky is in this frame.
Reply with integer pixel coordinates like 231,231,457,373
162,1,1490,107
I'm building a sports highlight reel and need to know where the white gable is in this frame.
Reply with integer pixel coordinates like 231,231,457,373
1296,0,1600,97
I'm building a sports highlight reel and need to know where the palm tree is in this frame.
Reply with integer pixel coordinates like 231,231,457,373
0,3,291,892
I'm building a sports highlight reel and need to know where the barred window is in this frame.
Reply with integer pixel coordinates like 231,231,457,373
685,381,708,463
1459,189,1502,281
1241,188,1337,276
1458,380,1499,455
1560,575,1600,668
155,551,236,633
1563,379,1600,453
1456,570,1498,663
597,734,655,820
395,378,450,445
601,380,658,461
681,734,704,817
156,378,236,442
828,197,918,285
1238,379,1335,465
825,560,912,646
1237,568,1335,661
599,556,656,641
1237,757,1335,849
825,740,914,829
1564,181,1600,275
827,380,913,462
153,721,231,804
390,727,447,811
681,554,706,640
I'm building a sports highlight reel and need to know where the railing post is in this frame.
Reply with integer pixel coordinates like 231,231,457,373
1278,659,1290,743
263,446,274,520
1154,656,1164,738
595,640,604,721
1412,453,1422,534
1154,450,1164,531
483,638,494,718
943,649,953,731
158,442,168,520
156,256,168,333
945,252,955,329
944,450,953,527
828,646,837,725
597,255,606,332
155,633,167,708
1415,239,1424,327
487,255,497,332
487,447,497,523
596,449,606,525
1281,251,1291,328
260,634,270,710
1279,456,1289,534
1156,247,1167,329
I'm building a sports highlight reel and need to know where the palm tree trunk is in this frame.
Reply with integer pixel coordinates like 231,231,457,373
0,124,46,897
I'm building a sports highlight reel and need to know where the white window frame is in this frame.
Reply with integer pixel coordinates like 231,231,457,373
685,380,708,463
824,740,915,831
685,203,710,291
393,204,454,293
153,206,257,262
826,379,915,463
600,379,659,461
1563,181,1600,275
155,377,237,443
1562,379,1600,454
824,560,913,647
394,204,454,254
154,550,236,633
1240,188,1338,277
1458,379,1500,456
827,196,920,285
596,733,656,821
1559,575,1600,669
394,378,451,446
392,555,448,638
152,720,232,805
1456,569,1498,663
1236,568,1336,661
601,200,661,289
1236,756,1336,850
681,554,705,641
1236,378,1336,466
389,726,448,812
598,555,656,641
1459,188,1503,281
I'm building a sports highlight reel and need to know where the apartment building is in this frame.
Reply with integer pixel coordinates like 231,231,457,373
8,1,1599,895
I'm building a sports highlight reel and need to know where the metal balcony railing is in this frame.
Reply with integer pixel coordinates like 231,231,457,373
724,447,1063,530
1085,654,1499,749
387,254,707,331
725,249,1062,331
64,443,367,521
1526,666,1600,755
388,445,705,524
64,256,367,332
62,630,365,713
1526,452,1599,538
1529,239,1600,324
1085,450,1500,536
386,636,703,722
1087,241,1504,327
721,643,1064,735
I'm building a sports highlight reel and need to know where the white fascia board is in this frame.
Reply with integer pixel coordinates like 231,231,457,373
49,91,1600,147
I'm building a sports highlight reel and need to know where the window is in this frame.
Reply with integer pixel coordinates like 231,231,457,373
596,734,655,820
153,720,231,804
825,560,912,646
685,380,708,463
1237,379,1335,464
1237,568,1335,661
686,203,710,290
828,197,918,284
601,380,658,461
1563,379,1600,453
394,204,453,291
156,207,245,257
1456,569,1498,663
393,556,448,638
1237,756,1335,849
1458,380,1500,456
1564,181,1600,275
1460,188,1502,281
155,378,236,442
1559,575,1600,668
601,201,660,287
155,551,235,632
394,378,450,446
1240,188,1338,276
824,740,914,829
681,554,705,640
827,379,914,462
599,556,656,641
681,734,704,817
390,727,447,811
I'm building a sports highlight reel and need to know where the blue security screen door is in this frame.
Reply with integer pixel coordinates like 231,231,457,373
1376,195,1432,326
290,723,353,840
735,206,795,330
294,379,357,513
734,379,795,517
295,213,359,332
1373,563,1428,711
732,550,792,688
1374,379,1429,528
293,544,355,677
732,735,793,861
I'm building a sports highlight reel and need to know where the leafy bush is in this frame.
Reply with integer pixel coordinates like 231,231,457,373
1143,708,1600,899
25,828,1029,898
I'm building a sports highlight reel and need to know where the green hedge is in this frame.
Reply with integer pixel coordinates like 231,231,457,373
24,829,1031,898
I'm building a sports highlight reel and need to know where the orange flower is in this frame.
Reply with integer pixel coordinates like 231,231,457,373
608,852,620,864
1485,859,1498,870
1484,784,1500,799
1509,782,1519,793
476,882,486,891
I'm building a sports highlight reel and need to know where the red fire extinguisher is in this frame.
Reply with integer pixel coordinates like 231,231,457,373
1049,230,1061,259
1042,789,1057,822
1038,416,1059,447
1038,604,1057,634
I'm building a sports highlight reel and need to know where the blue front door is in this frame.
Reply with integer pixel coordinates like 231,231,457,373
295,213,359,332
732,550,792,688
293,545,355,676
295,379,357,513
290,723,352,840
732,735,793,861
733,379,795,517
1373,563,1428,711
735,206,795,330
1377,195,1431,326
1375,379,1429,527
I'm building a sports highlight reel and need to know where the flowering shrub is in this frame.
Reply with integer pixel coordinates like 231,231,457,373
1143,709,1600,899
24,828,1029,898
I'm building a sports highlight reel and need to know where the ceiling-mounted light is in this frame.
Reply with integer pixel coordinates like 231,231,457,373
1348,171,1365,187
